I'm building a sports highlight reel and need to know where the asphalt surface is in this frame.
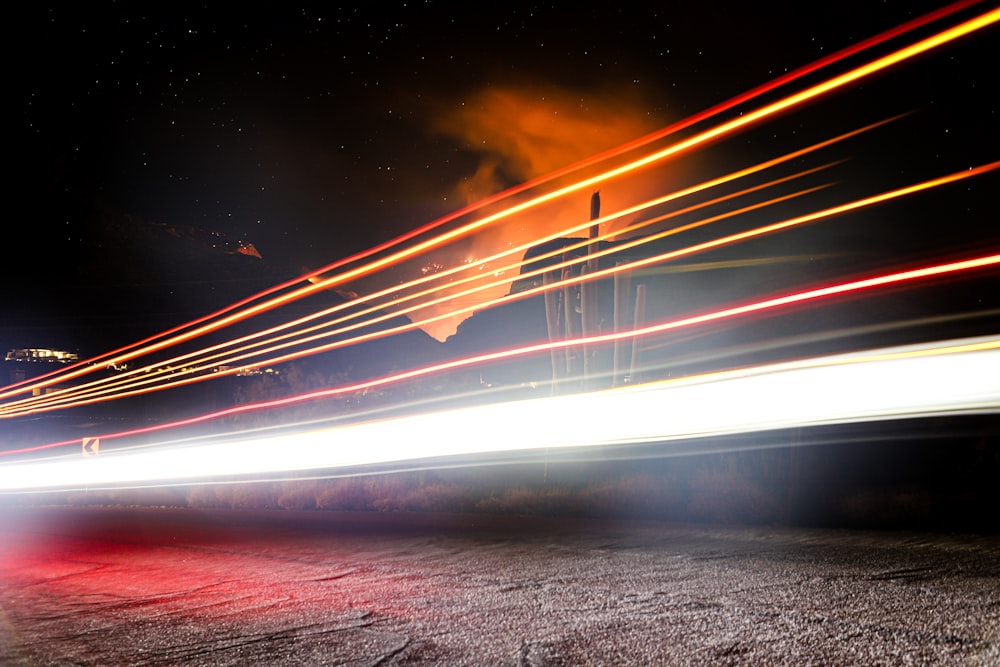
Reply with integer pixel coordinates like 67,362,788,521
0,506,997,666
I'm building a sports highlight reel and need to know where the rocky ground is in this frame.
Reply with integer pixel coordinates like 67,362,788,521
1,506,997,665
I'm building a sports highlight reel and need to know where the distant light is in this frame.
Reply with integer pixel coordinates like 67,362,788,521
4,349,79,364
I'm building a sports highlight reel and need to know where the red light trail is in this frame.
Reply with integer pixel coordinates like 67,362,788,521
0,117,884,413
2,157,994,419
0,158,832,416
2,2,993,403
2,250,996,459
1,3,997,485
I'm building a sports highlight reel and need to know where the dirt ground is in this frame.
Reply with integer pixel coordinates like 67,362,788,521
0,506,997,666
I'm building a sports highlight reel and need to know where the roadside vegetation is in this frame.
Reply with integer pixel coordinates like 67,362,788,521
6,360,996,534
9,440,997,534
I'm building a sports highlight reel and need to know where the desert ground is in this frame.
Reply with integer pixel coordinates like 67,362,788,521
1,506,997,665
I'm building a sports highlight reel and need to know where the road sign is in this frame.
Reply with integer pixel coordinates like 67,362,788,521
82,437,100,457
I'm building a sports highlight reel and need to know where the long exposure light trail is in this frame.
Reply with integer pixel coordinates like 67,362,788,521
0,114,889,416
0,165,830,418
4,4,992,404
503,162,1000,306
367,114,897,315
2,157,994,419
636,308,1000,378
0,114,973,418
1,336,996,493
3,251,996,461
0,171,913,418
0,161,835,418
307,163,997,369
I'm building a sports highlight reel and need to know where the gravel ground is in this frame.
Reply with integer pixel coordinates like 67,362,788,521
0,506,997,666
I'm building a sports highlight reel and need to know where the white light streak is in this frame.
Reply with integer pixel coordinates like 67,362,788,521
1,337,997,493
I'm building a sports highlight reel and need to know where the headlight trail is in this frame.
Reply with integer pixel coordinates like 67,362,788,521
1,335,996,493
3,3,993,402
3,250,996,459
2,158,995,419
0,167,829,417
636,308,1000,369
0,112,890,416
0,113,980,419
0,151,979,421
372,114,897,313
0,158,835,419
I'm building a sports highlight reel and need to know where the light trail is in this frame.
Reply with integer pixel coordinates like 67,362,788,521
3,251,996,459
3,3,993,402
635,308,1000,377
372,115,898,313
0,158,835,418
251,163,997,376
2,158,995,419
1,113,890,416
1,335,996,493
0,118,981,420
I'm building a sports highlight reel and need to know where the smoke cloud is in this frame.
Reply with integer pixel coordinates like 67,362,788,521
394,83,668,342
433,84,661,205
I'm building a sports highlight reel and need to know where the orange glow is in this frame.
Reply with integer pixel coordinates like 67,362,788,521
0,122,887,416
431,85,661,205
3,1,985,399
3,158,995,419
3,252,996,456
2,5,997,412
0,153,842,418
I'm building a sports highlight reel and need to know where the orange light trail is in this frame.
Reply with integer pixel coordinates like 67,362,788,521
0,119,880,415
2,157,995,419
4,3,992,402
0,178,829,418
2,252,996,459
518,161,1000,301
376,114,897,306
0,140,838,413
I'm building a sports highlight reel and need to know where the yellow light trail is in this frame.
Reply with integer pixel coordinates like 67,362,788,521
0,178,828,417
3,236,995,438
4,4,993,402
0,117,880,416
2,158,995,419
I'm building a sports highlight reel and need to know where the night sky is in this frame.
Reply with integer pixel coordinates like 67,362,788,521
6,1,998,354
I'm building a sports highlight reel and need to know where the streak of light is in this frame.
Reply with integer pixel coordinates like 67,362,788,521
0,165,831,418
635,308,1000,376
0,176,880,417
512,163,1000,307
2,158,995,419
3,252,996,458
3,4,991,401
0,116,964,417
244,162,996,374
632,255,841,275
0,129,864,417
1,336,996,493
376,114,898,310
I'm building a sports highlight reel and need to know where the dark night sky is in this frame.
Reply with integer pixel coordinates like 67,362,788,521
5,2,998,354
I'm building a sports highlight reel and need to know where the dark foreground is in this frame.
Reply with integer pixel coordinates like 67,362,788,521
0,507,997,666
